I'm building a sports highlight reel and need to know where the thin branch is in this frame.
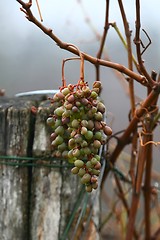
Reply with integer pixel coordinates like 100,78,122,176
96,0,110,82
118,0,135,116
97,0,110,59
134,0,155,86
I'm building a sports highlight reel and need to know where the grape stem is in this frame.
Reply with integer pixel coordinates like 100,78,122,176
62,57,82,87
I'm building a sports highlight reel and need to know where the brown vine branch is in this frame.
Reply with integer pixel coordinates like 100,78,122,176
134,0,155,86
96,0,110,82
102,84,160,187
16,0,148,86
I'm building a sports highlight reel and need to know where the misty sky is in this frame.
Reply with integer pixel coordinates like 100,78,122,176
0,0,160,97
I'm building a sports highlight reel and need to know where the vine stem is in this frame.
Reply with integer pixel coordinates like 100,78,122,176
102,84,160,187
61,57,81,87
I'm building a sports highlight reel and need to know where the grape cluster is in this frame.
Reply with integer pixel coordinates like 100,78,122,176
47,80,112,192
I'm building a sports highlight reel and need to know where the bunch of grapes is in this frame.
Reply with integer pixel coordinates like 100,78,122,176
47,80,112,192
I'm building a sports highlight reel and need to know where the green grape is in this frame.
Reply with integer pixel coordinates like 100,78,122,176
71,119,79,128
81,140,88,148
68,157,77,164
58,142,67,151
93,81,102,89
93,140,101,149
94,112,103,121
68,149,73,158
68,138,76,149
55,135,63,145
46,117,55,127
62,109,71,118
74,134,83,144
94,131,102,140
86,161,94,169
95,154,101,161
85,185,93,192
91,157,98,165
54,119,62,128
71,167,79,174
81,120,88,127
62,87,70,96
78,168,86,177
74,159,84,168
81,126,87,135
97,102,106,113
90,91,98,99
87,120,94,130
84,131,93,140
62,150,68,158
92,182,98,190
54,106,64,116
72,148,81,158
81,173,91,184
55,126,65,135
83,147,91,155
91,169,100,176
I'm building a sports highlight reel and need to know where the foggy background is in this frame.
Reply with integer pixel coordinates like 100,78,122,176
0,1,160,168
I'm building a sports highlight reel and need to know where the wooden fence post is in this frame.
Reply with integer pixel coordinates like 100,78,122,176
31,100,62,240
0,98,34,240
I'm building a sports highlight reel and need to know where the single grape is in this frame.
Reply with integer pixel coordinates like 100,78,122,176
74,159,84,168
55,125,65,135
78,168,86,177
54,106,64,116
46,117,55,127
103,125,113,136
91,157,98,165
84,131,93,140
72,119,80,128
81,173,91,184
94,112,103,121
94,131,102,140
93,140,101,149
85,185,93,192
72,148,81,158
81,126,87,135
71,167,79,174
62,87,70,96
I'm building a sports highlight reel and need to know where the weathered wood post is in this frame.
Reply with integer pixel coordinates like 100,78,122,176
0,98,34,240
0,96,101,240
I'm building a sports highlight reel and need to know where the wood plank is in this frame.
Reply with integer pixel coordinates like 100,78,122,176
31,100,62,240
0,98,34,240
